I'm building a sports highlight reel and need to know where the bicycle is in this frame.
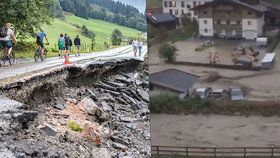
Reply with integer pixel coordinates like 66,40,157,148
0,46,15,67
34,44,48,62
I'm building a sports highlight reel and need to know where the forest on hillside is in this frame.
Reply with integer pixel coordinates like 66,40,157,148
58,0,147,32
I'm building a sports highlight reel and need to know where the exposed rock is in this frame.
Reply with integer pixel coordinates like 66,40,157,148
91,148,111,158
53,103,65,110
86,89,98,101
112,142,128,151
96,109,111,123
78,98,99,116
0,59,150,158
38,124,58,136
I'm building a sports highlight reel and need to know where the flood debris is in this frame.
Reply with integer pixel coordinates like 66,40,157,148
0,59,150,158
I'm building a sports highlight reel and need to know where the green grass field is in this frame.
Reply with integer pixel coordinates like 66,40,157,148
42,14,141,48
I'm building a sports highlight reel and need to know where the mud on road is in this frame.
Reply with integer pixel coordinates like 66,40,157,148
0,59,150,158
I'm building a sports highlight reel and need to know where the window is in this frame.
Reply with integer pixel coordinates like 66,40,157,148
230,20,237,25
248,11,252,15
221,20,227,25
193,1,197,8
204,20,208,24
187,12,191,16
169,9,173,15
182,9,185,14
169,1,172,7
248,20,252,25
187,4,191,8
204,28,208,33
217,20,221,24
164,1,168,7
227,20,230,24
181,1,185,8
203,11,207,14
199,1,201,5
237,20,241,25
175,9,179,15
173,1,176,7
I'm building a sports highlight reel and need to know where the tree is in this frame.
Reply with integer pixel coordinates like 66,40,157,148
51,0,65,19
100,7,106,20
128,17,137,28
91,37,96,50
0,0,55,38
111,29,122,46
159,43,178,63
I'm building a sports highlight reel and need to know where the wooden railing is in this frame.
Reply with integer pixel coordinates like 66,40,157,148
151,145,280,158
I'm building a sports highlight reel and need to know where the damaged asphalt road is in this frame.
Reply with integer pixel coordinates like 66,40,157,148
0,58,150,158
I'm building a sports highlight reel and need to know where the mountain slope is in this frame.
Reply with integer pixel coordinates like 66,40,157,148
39,14,141,49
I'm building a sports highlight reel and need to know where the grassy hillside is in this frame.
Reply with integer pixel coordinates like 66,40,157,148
19,14,141,58
29,14,141,50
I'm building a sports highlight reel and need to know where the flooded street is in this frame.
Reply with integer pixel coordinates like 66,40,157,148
151,114,280,147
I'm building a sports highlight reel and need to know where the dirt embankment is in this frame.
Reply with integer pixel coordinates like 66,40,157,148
0,59,150,158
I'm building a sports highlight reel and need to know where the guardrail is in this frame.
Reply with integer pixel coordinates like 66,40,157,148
151,146,280,158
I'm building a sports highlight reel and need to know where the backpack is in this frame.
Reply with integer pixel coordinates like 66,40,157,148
36,34,41,43
0,27,8,38
69,38,73,46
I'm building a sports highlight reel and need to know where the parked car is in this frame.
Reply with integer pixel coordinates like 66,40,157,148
194,87,212,99
179,92,189,100
230,88,244,101
208,89,229,100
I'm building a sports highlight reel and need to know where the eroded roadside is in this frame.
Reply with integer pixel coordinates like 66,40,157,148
0,59,150,158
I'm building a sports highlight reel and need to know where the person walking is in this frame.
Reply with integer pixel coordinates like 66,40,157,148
138,40,143,57
58,34,65,58
64,34,71,54
132,39,138,57
74,35,81,57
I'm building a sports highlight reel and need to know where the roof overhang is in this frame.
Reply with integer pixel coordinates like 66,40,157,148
192,0,267,14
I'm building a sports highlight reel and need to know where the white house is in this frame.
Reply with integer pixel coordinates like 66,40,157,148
162,0,213,19
193,0,267,40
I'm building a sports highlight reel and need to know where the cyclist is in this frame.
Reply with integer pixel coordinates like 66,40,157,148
0,23,17,57
36,30,49,56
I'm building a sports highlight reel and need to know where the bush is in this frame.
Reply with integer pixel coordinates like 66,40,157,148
13,41,37,52
267,31,280,52
150,94,280,117
159,42,178,63
150,94,214,114
68,121,84,132
81,25,96,39
72,23,81,29
111,29,123,46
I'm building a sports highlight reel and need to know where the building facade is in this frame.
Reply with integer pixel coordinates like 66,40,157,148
162,0,212,19
194,0,266,39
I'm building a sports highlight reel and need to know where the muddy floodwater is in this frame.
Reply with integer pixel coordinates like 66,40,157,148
151,114,280,147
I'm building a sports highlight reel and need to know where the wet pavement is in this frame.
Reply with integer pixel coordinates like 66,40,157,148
0,45,147,81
